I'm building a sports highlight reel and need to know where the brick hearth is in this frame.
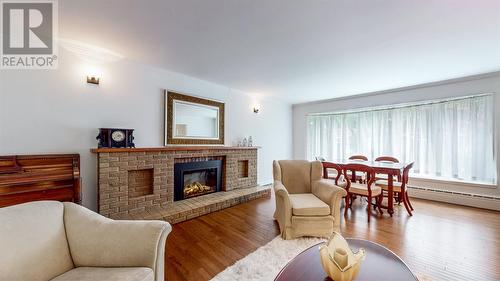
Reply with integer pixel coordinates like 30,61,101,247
113,185,270,223
91,146,268,223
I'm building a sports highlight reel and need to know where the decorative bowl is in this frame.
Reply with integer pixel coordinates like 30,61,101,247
319,232,366,281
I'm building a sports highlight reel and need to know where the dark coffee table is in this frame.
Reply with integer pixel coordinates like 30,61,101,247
275,238,418,281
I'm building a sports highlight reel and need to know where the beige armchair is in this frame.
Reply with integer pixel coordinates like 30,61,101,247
273,160,347,240
0,201,171,281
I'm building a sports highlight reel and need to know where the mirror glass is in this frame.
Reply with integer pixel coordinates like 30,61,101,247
173,101,219,139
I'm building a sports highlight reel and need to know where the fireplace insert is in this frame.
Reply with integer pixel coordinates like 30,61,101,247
174,160,222,201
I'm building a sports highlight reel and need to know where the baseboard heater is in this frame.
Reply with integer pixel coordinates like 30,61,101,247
407,185,500,211
268,182,500,210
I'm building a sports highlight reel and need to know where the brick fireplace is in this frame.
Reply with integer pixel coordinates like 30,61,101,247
91,146,269,223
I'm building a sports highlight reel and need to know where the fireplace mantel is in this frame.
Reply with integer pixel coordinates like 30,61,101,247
91,146,260,153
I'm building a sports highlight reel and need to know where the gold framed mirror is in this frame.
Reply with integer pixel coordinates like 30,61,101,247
165,90,225,145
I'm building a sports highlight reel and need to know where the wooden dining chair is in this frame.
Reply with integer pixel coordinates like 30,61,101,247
347,155,368,183
374,156,401,182
349,155,368,161
374,156,399,163
375,162,414,216
321,161,347,188
343,163,383,222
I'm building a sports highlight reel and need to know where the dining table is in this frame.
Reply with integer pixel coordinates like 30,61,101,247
323,159,413,216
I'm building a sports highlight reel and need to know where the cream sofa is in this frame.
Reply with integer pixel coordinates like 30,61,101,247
273,160,347,239
0,201,171,281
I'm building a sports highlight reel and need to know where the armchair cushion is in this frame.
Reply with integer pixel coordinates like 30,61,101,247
51,267,154,281
289,194,330,216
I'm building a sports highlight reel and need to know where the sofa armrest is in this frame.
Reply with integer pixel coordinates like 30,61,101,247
63,203,171,281
312,179,347,231
273,180,292,234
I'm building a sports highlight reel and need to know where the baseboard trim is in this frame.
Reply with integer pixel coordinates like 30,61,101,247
408,186,500,211
265,181,500,211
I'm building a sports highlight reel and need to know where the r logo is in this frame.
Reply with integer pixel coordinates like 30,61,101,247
2,2,53,54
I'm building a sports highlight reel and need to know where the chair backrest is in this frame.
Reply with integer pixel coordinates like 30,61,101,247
375,156,401,181
273,160,322,194
402,162,414,187
343,163,376,190
321,161,343,185
0,201,74,281
349,155,368,161
375,156,399,163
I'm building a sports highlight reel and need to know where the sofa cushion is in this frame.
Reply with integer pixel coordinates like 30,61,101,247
0,201,74,281
51,267,154,281
289,194,331,216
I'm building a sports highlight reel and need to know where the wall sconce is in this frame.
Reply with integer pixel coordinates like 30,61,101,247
253,105,260,114
84,65,102,85
87,75,100,85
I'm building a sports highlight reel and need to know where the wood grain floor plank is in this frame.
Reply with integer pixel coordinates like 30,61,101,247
166,192,500,281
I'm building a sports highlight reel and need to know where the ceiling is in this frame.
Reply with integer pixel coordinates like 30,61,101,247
60,0,500,104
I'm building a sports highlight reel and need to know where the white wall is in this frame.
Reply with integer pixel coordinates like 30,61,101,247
293,73,500,199
0,48,292,211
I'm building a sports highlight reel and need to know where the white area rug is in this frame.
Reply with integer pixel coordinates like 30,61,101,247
210,236,326,281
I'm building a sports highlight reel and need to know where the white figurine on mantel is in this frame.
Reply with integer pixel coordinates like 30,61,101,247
248,136,253,147
242,137,248,147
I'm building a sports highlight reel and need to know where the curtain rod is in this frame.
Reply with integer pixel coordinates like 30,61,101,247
307,93,494,117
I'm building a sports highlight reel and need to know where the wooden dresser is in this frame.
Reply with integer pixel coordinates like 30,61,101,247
0,154,81,207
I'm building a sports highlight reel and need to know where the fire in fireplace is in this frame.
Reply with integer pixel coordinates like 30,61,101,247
174,160,222,201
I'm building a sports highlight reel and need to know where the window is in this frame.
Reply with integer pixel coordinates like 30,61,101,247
307,94,497,184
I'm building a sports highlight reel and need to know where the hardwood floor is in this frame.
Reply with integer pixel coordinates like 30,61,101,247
165,193,279,281
166,193,500,281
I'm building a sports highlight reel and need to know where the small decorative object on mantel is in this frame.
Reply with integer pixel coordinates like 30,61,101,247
319,231,366,281
242,137,248,147
96,128,135,148
248,136,253,147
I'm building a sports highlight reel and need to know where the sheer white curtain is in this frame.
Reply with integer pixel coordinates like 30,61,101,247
307,94,497,184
